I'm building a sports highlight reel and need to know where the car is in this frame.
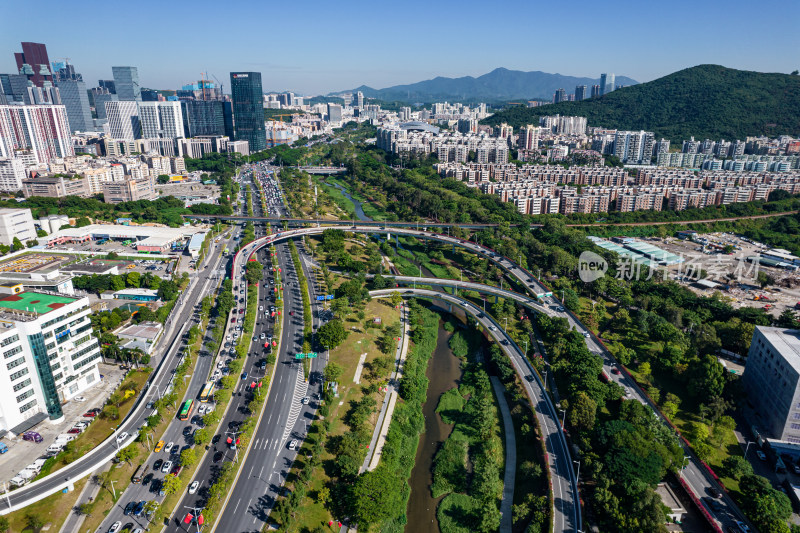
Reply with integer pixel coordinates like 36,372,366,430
67,427,82,434
165,441,174,452
189,480,200,494
213,451,223,463
583,333,591,338
161,460,172,474
756,450,767,461
108,522,122,533
260,333,265,340
133,500,145,516
290,310,294,316
183,426,193,436
735,521,750,532
146,401,155,409
83,411,97,418
171,443,181,454
500,339,509,346
153,458,164,471
73,396,86,402
171,464,182,476
557,306,565,312
709,486,722,498
154,440,165,452
301,396,310,405
288,439,298,450
123,502,136,515
259,305,263,311
611,368,621,375
793,464,800,475
22,431,43,442
116,432,129,443
703,496,724,512
241,372,248,380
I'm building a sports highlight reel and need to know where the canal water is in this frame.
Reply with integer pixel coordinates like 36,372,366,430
406,316,465,533
328,181,372,221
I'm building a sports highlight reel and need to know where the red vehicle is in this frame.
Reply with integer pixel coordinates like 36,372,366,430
67,428,82,434
83,412,97,418
230,317,237,323
611,367,620,375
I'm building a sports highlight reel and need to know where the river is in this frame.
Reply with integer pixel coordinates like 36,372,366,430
328,181,372,221
405,316,464,533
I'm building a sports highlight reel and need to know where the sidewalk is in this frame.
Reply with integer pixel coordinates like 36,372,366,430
58,463,111,533
490,376,517,533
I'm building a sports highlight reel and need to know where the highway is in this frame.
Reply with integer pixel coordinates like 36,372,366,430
172,162,327,533
0,223,234,516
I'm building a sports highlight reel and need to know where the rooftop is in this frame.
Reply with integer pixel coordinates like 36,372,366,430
758,327,800,372
117,321,162,340
0,291,76,315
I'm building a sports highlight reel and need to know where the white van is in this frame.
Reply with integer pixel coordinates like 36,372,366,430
55,434,75,443
24,463,42,474
46,443,64,455
9,476,26,487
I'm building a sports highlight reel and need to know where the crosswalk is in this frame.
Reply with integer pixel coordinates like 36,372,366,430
282,365,308,442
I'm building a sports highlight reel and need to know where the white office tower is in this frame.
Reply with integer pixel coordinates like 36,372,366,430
0,290,101,432
138,101,184,139
105,100,140,140
0,105,74,165
0,208,36,245
0,158,27,192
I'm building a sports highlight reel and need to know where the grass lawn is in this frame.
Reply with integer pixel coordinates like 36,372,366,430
271,298,400,532
36,369,152,480
4,477,87,532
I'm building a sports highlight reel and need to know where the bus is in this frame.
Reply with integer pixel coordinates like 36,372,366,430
199,381,215,403
131,463,149,484
178,399,194,421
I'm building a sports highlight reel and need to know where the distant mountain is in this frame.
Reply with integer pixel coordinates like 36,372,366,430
483,65,800,141
335,68,638,103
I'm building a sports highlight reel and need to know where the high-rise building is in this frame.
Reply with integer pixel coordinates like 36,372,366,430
0,159,27,191
138,101,184,139
590,84,601,98
140,89,160,102
56,78,93,132
743,327,800,442
356,91,364,108
98,80,116,94
600,73,615,96
14,42,52,88
230,72,266,153
518,125,540,151
112,67,141,101
104,100,140,140
182,100,225,137
92,90,117,120
25,85,61,106
613,130,655,164
0,74,30,104
52,62,80,82
575,85,587,101
222,101,235,139
0,105,74,164
553,88,566,103
327,103,343,124
0,290,102,430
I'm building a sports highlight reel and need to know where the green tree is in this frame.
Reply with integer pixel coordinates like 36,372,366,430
722,455,754,480
126,271,141,288
115,445,138,465
324,362,344,384
318,319,347,350
0,516,9,532
157,174,170,184
568,392,597,433
11,237,24,252
161,474,183,496
245,261,264,286
688,355,726,399
389,291,403,307
193,428,210,446
24,512,45,532
351,468,401,527
180,447,197,468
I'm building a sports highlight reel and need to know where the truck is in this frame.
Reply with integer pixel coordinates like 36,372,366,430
0,442,7,454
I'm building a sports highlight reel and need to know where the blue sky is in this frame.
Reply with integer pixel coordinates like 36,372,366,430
3,0,798,95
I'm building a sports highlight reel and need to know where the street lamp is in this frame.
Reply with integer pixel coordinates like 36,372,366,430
573,460,581,483
558,408,566,429
745,441,753,458
503,317,508,331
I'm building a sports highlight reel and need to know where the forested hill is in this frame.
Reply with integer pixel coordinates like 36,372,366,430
482,65,800,141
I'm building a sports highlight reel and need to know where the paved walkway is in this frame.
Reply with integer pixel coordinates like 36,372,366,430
491,376,517,533
58,463,110,533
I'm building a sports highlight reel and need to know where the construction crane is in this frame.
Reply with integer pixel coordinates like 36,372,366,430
268,114,294,123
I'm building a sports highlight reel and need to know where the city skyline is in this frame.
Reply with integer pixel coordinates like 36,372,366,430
2,0,798,95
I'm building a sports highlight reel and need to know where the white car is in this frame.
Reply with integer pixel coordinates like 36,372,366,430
188,480,200,494
108,522,122,533
288,439,298,451
162,460,173,474
115,432,129,444
259,305,263,311
165,441,174,453
301,396,310,405
489,325,497,331
73,396,86,402
583,333,591,338
260,333,266,340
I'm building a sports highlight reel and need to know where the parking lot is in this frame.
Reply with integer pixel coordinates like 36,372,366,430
0,363,127,485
